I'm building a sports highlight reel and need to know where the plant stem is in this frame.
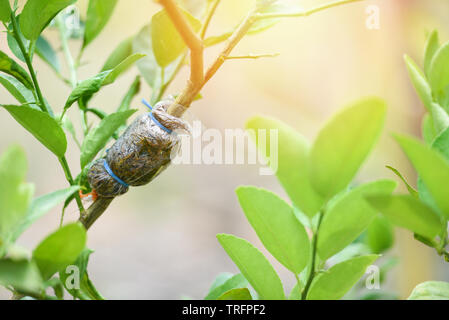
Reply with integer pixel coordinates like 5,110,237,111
10,13,50,114
225,53,280,60
59,156,85,213
301,211,324,300
255,0,364,19
200,0,221,39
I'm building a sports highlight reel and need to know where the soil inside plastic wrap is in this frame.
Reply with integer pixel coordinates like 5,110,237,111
87,101,190,198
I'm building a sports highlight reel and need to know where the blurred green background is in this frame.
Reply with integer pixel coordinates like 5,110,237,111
1,0,448,299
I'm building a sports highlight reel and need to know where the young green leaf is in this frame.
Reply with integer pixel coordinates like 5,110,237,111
6,21,29,63
83,0,118,48
408,281,449,300
205,273,248,300
385,165,418,197
64,71,111,111
317,179,396,261
288,281,303,300
101,37,134,72
35,36,61,72
424,30,439,78
306,254,378,300
422,113,436,145
102,53,145,85
309,97,387,199
216,234,285,300
395,134,449,219
0,73,36,105
246,116,323,217
431,125,449,160
10,186,80,243
151,8,201,67
80,109,137,168
365,194,443,239
217,288,252,300
365,215,394,254
0,145,34,249
428,42,449,110
0,50,34,89
0,0,11,22
404,54,449,133
33,223,87,280
19,0,76,40
2,105,67,158
236,186,310,274
0,259,44,294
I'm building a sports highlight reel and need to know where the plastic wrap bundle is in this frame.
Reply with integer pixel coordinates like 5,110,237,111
87,100,190,198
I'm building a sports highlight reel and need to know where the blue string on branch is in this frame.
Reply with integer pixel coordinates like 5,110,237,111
142,99,173,134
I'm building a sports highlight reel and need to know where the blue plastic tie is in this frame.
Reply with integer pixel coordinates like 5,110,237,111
142,99,172,134
103,159,129,188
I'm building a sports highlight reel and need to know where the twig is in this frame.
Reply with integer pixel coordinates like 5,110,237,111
254,0,364,19
200,0,221,39
225,53,280,60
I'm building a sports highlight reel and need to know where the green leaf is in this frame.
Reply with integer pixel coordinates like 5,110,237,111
385,165,418,197
64,71,111,110
408,281,449,300
101,37,134,72
395,134,449,219
288,281,303,300
0,145,33,249
132,24,183,98
59,247,98,299
424,30,439,78
0,50,33,89
10,186,80,243
365,215,394,254
151,8,201,67
216,234,285,300
306,254,379,300
432,125,449,160
246,116,323,217
36,36,60,72
19,0,76,40
217,288,252,300
83,0,118,48
6,20,29,63
317,179,396,261
429,42,449,111
0,259,44,294
422,113,436,144
205,273,248,300
33,223,87,280
0,73,35,105
309,97,387,199
236,186,310,274
404,54,449,133
2,105,67,158
102,53,145,85
365,194,443,239
0,0,11,22
80,109,137,168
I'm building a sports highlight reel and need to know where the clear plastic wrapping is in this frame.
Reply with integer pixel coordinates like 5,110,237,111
87,101,190,198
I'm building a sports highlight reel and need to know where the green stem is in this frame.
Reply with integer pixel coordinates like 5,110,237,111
58,156,85,213
10,13,50,114
301,211,324,300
